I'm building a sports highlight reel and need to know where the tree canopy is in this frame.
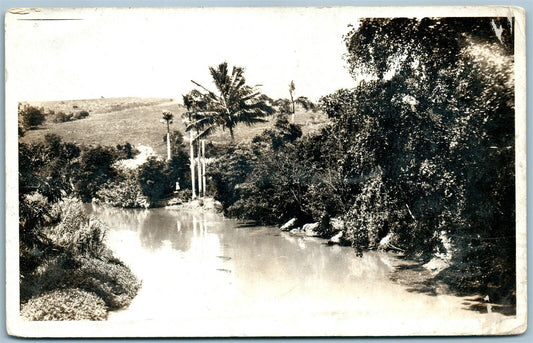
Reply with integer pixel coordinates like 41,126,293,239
332,17,515,296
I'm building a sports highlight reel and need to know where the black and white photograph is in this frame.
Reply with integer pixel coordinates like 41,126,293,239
5,6,527,337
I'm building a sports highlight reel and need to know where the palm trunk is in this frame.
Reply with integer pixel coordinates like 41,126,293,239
290,93,295,122
202,140,206,195
165,120,172,161
190,131,196,198
197,139,202,197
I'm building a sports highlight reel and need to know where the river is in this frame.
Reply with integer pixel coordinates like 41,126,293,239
86,204,513,336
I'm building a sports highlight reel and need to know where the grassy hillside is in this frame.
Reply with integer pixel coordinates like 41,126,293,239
25,97,176,116
20,97,329,156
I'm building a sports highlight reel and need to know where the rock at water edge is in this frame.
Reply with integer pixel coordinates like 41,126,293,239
280,218,297,231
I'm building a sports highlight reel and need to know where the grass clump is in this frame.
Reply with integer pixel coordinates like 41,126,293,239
21,289,107,321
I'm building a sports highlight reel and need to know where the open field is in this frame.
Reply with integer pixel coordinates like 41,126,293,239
24,97,176,116
21,97,329,156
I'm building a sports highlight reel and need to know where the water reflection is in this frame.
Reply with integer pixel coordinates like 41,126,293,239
85,204,507,330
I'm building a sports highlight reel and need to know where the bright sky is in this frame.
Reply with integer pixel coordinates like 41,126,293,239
6,7,360,102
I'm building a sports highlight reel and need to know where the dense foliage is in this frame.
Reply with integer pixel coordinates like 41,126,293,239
19,104,46,132
18,130,189,319
19,130,189,207
208,18,516,301
340,17,515,298
19,194,141,320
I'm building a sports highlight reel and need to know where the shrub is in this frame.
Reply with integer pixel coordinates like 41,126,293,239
45,197,107,257
52,112,73,123
20,255,77,302
19,104,45,129
342,171,393,254
74,146,118,202
137,157,182,203
96,178,150,208
19,192,54,275
115,142,140,160
71,256,141,310
21,253,141,312
21,289,107,321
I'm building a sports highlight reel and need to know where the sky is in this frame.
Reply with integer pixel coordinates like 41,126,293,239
6,7,361,102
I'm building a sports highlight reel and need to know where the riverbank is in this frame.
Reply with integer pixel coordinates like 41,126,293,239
19,197,141,321
164,197,223,212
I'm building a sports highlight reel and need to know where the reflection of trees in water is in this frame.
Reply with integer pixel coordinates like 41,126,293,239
138,210,212,252
86,203,150,232
278,230,399,282
89,204,226,254
138,211,185,251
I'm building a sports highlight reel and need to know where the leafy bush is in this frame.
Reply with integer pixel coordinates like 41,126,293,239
137,157,171,202
20,289,107,321
74,145,118,202
21,249,141,310
137,154,188,203
251,115,302,151
19,192,55,276
19,195,142,316
96,177,150,208
51,110,89,123
208,144,256,210
115,142,140,160
71,256,141,310
19,104,45,130
45,197,107,257
52,112,73,123
342,171,392,252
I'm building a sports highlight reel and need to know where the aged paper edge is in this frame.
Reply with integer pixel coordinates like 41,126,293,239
4,5,527,337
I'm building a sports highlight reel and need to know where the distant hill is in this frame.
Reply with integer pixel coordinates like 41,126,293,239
24,97,177,116
20,97,329,157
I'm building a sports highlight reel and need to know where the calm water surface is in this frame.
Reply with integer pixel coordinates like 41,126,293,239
86,204,509,335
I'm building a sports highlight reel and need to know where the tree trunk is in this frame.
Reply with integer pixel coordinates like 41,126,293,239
190,131,196,198
202,140,207,195
290,93,295,122
197,140,202,197
166,121,171,161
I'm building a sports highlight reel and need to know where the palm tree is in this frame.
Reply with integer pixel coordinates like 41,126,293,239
161,111,173,161
289,80,296,122
182,90,220,198
182,94,197,198
190,62,275,141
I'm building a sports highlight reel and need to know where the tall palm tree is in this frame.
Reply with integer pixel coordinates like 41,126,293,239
289,80,296,122
190,62,275,141
182,90,220,198
161,111,173,161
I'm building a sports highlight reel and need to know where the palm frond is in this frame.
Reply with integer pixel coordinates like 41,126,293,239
191,80,219,102
187,61,277,141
